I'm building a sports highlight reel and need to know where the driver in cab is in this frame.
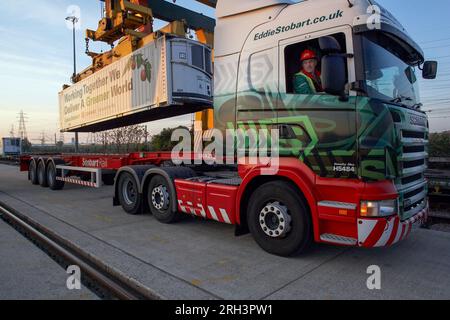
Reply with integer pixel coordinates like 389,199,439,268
293,49,323,95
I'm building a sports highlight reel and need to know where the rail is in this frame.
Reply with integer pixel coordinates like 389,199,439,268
0,202,162,300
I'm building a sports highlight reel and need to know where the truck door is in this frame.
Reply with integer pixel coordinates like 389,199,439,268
277,27,358,179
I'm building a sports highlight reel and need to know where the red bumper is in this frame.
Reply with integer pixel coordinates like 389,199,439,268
357,203,429,248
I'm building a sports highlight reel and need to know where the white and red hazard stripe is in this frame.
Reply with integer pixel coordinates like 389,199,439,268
357,205,428,248
178,200,233,224
56,177,97,188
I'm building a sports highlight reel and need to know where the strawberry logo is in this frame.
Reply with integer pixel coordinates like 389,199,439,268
124,53,152,84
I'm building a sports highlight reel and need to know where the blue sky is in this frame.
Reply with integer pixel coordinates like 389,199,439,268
0,0,449,144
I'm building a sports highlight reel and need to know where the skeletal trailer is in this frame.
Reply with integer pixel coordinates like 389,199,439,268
20,153,428,256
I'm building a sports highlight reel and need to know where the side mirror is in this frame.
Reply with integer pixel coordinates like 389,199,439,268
366,69,383,81
423,61,438,79
319,36,342,53
321,54,346,96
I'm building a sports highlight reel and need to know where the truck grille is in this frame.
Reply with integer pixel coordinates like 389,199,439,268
392,108,429,221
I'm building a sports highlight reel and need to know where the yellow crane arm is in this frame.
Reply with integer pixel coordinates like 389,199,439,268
81,0,216,130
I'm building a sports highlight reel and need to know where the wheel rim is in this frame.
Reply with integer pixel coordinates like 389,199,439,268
151,184,170,211
259,201,292,238
122,177,137,205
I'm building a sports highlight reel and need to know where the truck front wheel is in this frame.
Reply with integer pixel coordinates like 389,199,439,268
117,172,142,215
247,181,312,256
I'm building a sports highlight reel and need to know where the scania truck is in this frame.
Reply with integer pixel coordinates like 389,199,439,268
21,0,436,256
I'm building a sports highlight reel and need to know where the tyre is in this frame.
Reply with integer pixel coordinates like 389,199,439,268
147,175,179,224
37,160,49,188
247,181,312,256
29,160,39,185
117,172,142,215
47,162,65,191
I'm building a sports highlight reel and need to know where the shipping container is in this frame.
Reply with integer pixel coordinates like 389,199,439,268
1,138,21,156
59,35,213,132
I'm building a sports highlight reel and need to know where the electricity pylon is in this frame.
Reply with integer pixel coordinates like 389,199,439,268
17,110,28,140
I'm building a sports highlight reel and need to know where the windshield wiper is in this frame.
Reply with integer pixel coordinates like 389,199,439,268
389,96,423,111
390,95,413,104
412,103,423,110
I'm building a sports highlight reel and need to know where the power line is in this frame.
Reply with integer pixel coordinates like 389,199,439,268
421,92,450,96
422,96,450,101
422,90,450,94
420,83,450,87
420,79,450,83
428,55,450,60
419,37,450,45
421,91,450,97
424,104,450,110
429,104,450,110
421,86,450,90
428,108,450,113
429,116,450,119
423,44,450,50
422,102,450,107
420,80,450,85
422,97,450,100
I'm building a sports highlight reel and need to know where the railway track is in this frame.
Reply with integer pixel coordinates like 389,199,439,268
0,202,161,300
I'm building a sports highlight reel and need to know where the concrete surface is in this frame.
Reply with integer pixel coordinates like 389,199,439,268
430,223,450,233
0,163,450,300
0,219,97,300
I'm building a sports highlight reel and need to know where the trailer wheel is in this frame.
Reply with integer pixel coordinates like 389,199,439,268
29,160,39,185
37,161,49,188
117,172,141,215
47,162,65,191
247,181,312,257
147,175,179,224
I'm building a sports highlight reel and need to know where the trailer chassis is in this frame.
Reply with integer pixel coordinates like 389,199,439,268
20,153,429,256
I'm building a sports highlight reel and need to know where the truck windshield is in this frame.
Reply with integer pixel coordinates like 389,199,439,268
361,32,421,106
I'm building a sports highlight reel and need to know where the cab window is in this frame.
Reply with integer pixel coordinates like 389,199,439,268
284,32,347,94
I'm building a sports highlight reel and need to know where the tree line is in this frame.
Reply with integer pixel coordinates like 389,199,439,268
27,125,189,154
429,131,450,158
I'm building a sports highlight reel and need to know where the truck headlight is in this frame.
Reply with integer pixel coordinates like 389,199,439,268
360,199,398,217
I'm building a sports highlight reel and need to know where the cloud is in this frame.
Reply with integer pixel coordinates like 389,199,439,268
0,52,71,78
1,1,65,27
1,0,97,29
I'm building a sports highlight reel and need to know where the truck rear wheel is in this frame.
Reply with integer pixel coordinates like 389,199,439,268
37,161,49,188
29,160,39,185
117,172,141,215
147,175,179,224
47,162,65,191
247,181,312,256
